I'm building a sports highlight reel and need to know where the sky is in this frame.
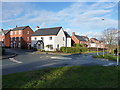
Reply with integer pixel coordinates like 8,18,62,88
1,2,118,38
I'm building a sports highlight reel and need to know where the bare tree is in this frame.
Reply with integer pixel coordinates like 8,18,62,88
101,28,119,53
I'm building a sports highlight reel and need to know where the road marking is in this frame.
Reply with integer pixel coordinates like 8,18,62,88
9,58,22,64
51,57,72,60
103,63,114,66
40,57,42,58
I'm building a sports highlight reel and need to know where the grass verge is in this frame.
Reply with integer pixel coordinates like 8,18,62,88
93,54,120,61
2,66,119,88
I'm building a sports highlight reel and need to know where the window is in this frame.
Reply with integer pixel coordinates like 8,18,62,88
11,37,12,41
15,31,17,35
27,31,29,34
63,37,64,41
49,37,52,40
50,45,53,49
10,42,13,47
10,31,13,35
27,37,29,41
18,43,21,47
15,37,16,41
41,37,44,41
19,31,22,34
34,44,36,48
35,37,37,40
19,37,21,41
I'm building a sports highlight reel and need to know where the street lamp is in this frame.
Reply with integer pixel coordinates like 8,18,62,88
101,19,105,57
117,30,119,66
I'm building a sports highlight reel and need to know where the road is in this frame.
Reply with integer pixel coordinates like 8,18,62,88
1,48,119,75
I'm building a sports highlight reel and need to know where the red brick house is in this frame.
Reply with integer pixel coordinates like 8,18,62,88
90,38,105,48
71,32,105,48
0,29,11,47
0,26,34,49
71,32,90,47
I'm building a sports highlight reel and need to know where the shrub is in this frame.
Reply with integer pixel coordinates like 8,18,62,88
60,47,87,53
74,44,85,48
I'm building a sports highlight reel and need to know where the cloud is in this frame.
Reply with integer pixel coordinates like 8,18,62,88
1,2,118,37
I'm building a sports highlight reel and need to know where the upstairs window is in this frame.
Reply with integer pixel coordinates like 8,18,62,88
41,37,44,41
19,31,22,34
27,31,29,34
15,31,17,35
10,31,13,35
49,37,52,40
35,37,37,40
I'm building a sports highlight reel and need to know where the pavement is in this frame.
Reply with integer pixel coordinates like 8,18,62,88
1,48,119,75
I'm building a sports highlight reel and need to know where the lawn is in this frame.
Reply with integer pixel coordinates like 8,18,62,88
93,54,120,61
2,66,119,88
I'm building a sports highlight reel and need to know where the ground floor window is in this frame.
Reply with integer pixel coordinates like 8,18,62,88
10,42,13,47
18,43,21,47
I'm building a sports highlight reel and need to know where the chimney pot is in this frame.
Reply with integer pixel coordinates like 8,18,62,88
36,26,40,30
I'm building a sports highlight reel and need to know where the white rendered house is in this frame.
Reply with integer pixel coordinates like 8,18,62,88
31,26,71,51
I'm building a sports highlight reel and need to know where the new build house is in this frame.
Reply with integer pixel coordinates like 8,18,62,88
0,29,11,47
31,26,71,51
0,26,34,49
71,32,90,47
71,32,105,48
90,38,105,48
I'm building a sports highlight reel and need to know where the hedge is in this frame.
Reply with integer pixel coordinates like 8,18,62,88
60,47,88,53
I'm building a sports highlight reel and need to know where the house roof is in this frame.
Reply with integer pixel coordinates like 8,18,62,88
32,27,62,36
91,38,98,41
75,35,88,41
3,30,10,35
12,26,29,31
64,31,71,38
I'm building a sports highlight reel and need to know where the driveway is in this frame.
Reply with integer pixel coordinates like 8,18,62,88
1,49,119,75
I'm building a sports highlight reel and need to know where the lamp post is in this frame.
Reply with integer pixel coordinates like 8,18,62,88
101,19,105,57
117,31,119,66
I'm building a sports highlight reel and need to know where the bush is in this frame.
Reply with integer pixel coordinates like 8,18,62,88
60,47,88,53
74,44,85,48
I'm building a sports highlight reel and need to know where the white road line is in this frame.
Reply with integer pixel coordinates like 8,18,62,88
40,57,42,58
103,63,114,66
9,58,22,64
51,57,72,60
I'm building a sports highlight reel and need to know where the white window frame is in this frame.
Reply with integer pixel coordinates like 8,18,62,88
27,31,29,34
27,37,29,41
10,42,13,47
15,37,16,41
19,31,21,34
19,37,21,41
10,31,13,35
15,31,17,35
18,43,21,47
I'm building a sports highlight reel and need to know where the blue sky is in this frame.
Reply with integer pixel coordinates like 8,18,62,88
1,2,118,38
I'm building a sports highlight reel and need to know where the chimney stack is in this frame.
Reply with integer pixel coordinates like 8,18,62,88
72,32,75,36
36,26,40,31
16,25,18,28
